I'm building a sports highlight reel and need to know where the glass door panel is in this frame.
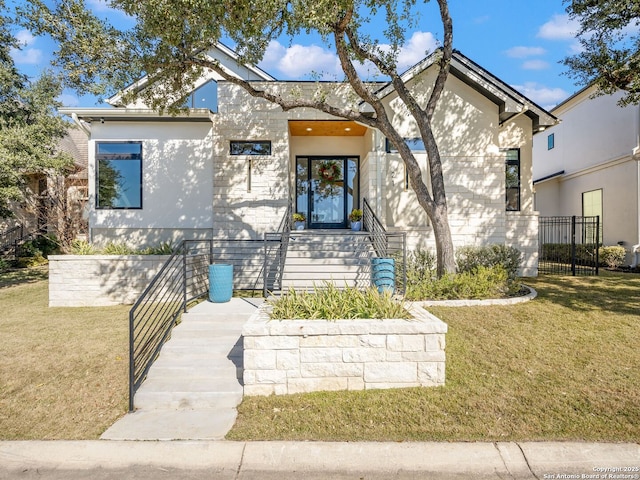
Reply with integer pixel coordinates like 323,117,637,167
295,156,359,230
310,159,345,228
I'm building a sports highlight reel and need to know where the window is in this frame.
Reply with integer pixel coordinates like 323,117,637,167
385,137,426,153
504,148,520,211
547,133,555,150
96,142,142,209
183,80,218,112
230,140,271,156
582,189,603,243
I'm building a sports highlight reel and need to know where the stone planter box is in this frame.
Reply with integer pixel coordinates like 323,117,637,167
242,303,447,396
48,255,171,307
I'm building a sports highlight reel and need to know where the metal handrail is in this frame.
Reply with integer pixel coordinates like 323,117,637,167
1,224,26,258
263,200,292,296
363,197,388,257
128,239,212,411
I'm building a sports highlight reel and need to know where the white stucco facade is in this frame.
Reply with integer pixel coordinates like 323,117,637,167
62,47,556,277
533,86,640,261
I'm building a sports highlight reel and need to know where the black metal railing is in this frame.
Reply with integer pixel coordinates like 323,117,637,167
363,197,388,256
128,239,213,411
262,201,293,296
539,216,600,276
1,224,23,252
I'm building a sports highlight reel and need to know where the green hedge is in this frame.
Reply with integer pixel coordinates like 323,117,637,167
541,243,598,265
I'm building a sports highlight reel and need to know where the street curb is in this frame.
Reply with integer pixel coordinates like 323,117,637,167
0,441,638,478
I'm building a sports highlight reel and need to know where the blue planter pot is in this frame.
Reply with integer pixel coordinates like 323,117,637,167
209,264,233,303
371,258,395,293
350,221,362,231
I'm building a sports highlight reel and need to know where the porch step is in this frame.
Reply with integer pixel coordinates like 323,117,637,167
282,232,376,291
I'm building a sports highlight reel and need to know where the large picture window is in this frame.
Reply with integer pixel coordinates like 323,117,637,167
96,142,142,209
504,148,520,211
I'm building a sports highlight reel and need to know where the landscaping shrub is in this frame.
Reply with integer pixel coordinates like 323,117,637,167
268,283,411,320
137,242,177,255
404,247,437,283
455,245,522,280
598,246,626,269
0,258,11,272
69,240,99,255
102,242,137,255
399,244,523,300
406,265,517,300
541,243,598,265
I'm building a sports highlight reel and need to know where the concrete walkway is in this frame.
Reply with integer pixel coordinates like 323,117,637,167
1,440,638,479
101,297,263,441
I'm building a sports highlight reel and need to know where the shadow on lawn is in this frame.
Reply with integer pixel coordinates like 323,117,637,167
0,265,48,289
527,272,640,317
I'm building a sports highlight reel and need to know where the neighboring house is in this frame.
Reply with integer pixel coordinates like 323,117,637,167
533,85,640,265
0,125,88,241
60,44,556,276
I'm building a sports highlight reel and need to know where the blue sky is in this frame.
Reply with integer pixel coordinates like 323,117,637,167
9,0,582,110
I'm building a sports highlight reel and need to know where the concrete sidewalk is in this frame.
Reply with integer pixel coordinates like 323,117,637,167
1,440,638,479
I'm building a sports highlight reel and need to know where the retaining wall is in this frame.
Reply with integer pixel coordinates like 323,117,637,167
242,303,447,395
48,255,170,307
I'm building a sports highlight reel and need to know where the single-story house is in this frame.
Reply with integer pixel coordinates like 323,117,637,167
533,85,640,266
60,44,556,277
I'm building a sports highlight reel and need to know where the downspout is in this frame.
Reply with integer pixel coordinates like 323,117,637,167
632,103,640,267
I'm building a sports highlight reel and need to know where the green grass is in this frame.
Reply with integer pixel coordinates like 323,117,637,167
2,267,638,441
228,271,640,442
0,267,130,439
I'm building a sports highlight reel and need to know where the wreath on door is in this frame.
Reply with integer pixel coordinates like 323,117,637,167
318,160,342,183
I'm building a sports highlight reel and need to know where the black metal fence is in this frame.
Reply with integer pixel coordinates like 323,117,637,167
538,216,600,275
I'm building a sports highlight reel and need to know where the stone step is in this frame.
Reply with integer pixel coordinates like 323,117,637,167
144,363,241,380
134,390,243,410
101,408,238,441
160,338,243,354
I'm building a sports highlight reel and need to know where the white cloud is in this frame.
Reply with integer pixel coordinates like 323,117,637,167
512,82,569,109
537,14,579,40
522,59,550,70
474,15,490,25
397,31,438,71
15,30,36,47
10,47,43,65
86,0,112,12
505,46,546,58
261,31,437,80
278,44,342,79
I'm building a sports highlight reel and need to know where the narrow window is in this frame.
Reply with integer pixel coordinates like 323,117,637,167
504,148,520,211
547,133,555,150
385,137,426,153
96,142,142,209
230,140,271,156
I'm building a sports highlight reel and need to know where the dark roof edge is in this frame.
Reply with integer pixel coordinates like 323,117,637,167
533,170,565,184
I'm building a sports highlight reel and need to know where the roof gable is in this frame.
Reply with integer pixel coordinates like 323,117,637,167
107,42,275,107
369,49,557,131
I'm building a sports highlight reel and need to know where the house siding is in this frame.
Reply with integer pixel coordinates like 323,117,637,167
533,87,640,262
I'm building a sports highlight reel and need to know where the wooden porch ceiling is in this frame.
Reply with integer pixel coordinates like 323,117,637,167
289,120,368,137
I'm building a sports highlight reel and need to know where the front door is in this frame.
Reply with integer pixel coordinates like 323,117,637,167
296,156,359,229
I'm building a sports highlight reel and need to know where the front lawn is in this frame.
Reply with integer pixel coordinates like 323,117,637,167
228,271,640,441
0,267,130,439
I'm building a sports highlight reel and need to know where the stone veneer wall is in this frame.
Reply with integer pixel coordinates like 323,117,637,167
49,255,170,307
242,304,447,396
